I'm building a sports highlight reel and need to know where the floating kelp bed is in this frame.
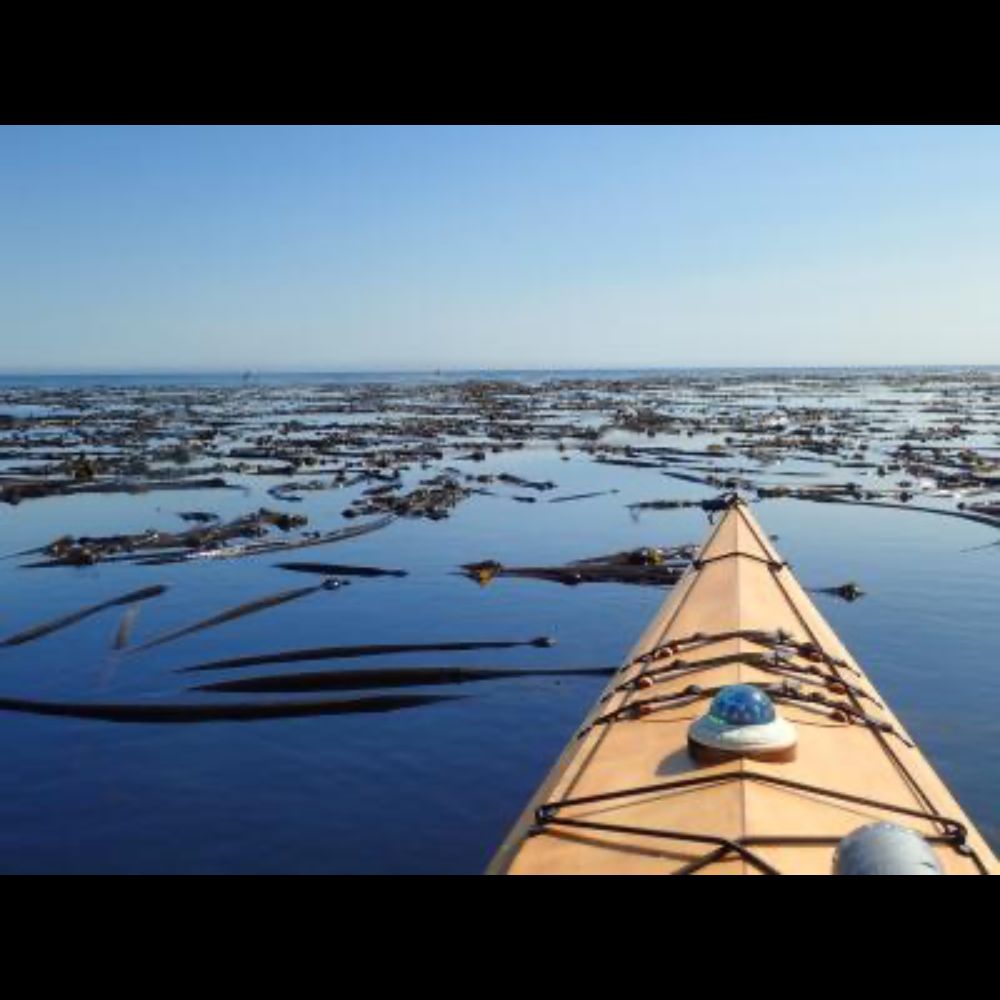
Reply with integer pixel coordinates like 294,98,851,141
5,374,1000,585
16,511,395,568
2,376,1000,770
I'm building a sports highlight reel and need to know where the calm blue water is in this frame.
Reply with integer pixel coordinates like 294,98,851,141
0,370,997,872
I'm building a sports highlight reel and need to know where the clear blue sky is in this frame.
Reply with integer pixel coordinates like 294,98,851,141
2,124,998,371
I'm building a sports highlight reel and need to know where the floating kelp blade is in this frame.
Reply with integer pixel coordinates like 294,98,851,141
463,560,503,585
130,581,343,653
195,665,615,694
548,490,620,504
176,511,220,523
0,476,238,507
179,636,555,673
811,582,866,602
274,561,408,578
761,493,1000,531
0,693,460,723
629,498,718,512
113,605,142,650
0,585,168,648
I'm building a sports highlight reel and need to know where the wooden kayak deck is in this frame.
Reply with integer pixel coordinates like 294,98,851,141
487,498,998,875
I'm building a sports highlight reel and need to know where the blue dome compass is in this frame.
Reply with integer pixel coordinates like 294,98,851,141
689,684,798,762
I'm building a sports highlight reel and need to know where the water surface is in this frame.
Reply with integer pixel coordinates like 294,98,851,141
0,368,997,872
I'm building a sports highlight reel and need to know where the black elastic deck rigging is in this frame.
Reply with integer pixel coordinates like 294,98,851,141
530,771,984,876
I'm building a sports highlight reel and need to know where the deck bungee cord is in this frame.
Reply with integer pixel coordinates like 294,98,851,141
630,627,859,674
582,681,907,746
528,770,979,876
606,647,877,706
488,495,998,875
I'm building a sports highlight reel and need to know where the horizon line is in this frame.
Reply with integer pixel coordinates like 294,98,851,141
1,362,999,377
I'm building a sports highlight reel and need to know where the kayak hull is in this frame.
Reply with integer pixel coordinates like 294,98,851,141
487,499,997,875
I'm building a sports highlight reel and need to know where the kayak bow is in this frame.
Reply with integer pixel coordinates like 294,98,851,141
488,497,998,875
